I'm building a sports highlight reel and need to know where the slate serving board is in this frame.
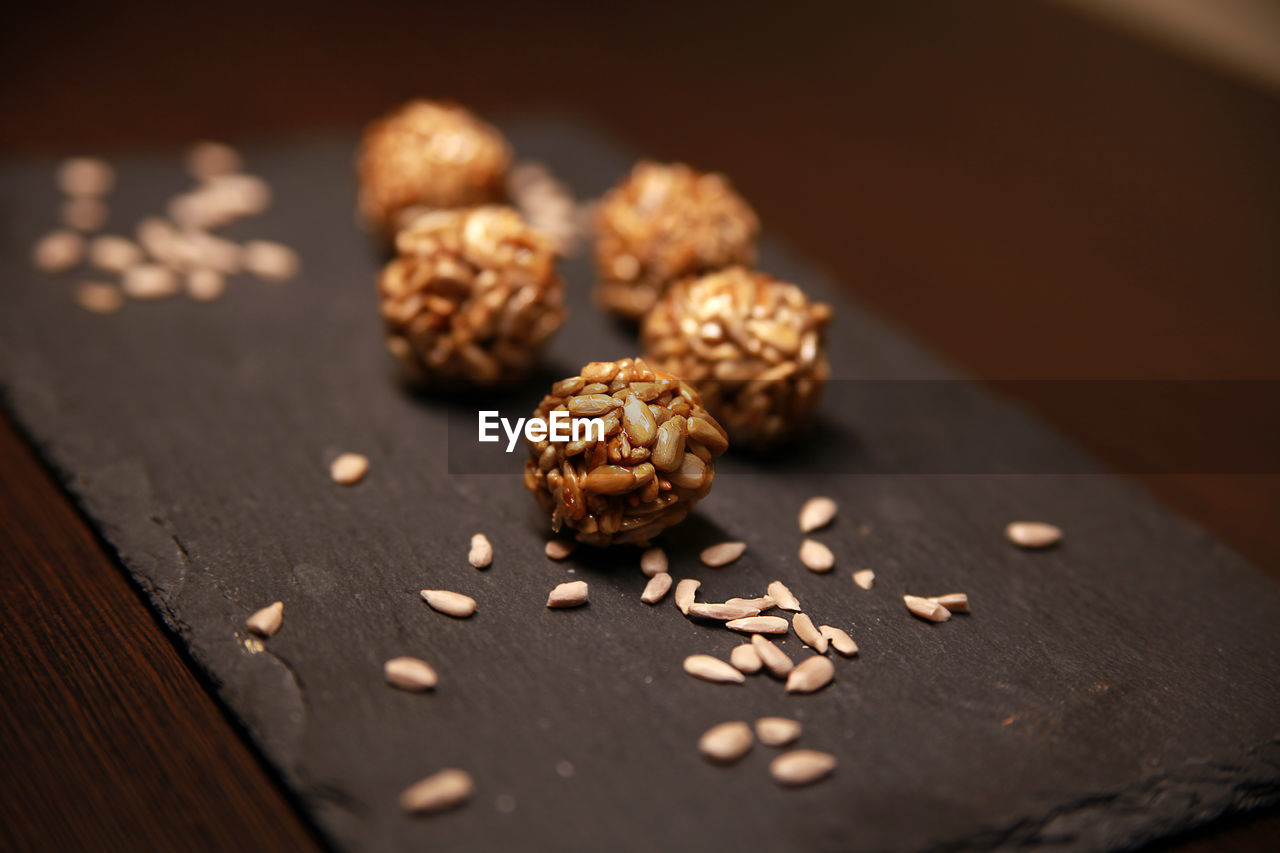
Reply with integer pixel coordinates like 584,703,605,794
1,119,1277,853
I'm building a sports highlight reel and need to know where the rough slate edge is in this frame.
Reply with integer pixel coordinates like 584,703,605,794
0,117,1277,852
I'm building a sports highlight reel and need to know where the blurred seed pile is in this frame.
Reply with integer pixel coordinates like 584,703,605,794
31,143,300,314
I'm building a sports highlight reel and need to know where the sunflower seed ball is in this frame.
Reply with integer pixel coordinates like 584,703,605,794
523,357,729,546
641,266,833,448
594,162,759,322
379,206,565,387
358,100,511,239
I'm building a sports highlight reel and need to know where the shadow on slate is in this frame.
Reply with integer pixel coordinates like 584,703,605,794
1,117,1278,852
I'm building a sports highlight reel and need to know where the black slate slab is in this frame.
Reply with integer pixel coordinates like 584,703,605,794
1,119,1277,852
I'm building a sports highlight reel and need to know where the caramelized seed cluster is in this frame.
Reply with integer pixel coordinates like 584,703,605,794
641,266,832,448
594,162,759,321
379,206,565,386
358,100,511,237
523,358,729,546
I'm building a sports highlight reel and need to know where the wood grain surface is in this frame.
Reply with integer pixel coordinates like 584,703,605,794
1,1,1277,850
0,415,321,852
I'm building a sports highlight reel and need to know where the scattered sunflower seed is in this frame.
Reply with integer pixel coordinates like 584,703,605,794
74,282,124,314
32,230,84,272
766,580,800,612
641,572,672,604
904,594,951,623
698,721,754,764
182,230,243,273
799,538,835,573
57,157,114,197
687,601,761,621
122,263,179,299
547,580,589,608
243,240,299,281
89,235,143,272
683,654,745,684
730,643,763,674
62,197,108,231
700,541,746,567
385,656,438,691
819,625,858,657
1006,521,1062,549
399,768,474,814
799,496,837,533
469,533,494,568
852,569,875,590
639,546,668,577
727,615,789,634
674,578,701,615
770,750,836,787
246,601,283,637
726,595,775,611
792,613,828,653
755,717,802,747
329,452,369,485
186,269,226,302
786,655,835,694
929,593,970,613
544,539,575,560
420,589,477,618
186,141,243,180
752,634,794,678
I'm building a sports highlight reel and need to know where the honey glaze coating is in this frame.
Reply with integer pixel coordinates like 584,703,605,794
523,357,729,546
379,206,565,387
594,162,758,321
358,99,511,237
641,266,832,448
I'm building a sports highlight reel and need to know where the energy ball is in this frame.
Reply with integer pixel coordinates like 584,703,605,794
358,100,511,238
523,357,729,546
641,266,832,448
594,162,759,321
379,206,565,387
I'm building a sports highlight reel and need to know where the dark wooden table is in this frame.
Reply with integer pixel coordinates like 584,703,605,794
1,2,1276,849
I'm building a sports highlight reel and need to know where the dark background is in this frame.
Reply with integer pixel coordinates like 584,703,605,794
1,1,1277,849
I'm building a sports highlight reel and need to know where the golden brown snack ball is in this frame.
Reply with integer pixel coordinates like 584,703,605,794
523,357,729,546
379,206,565,387
358,100,511,237
594,162,759,321
641,266,832,448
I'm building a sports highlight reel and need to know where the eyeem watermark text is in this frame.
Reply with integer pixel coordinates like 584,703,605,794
478,411,606,452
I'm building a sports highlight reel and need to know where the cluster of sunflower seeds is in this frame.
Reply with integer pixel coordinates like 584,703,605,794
358,100,511,239
507,161,582,256
678,576,857,695
795,496,839,573
379,206,565,387
33,146,299,313
696,717,834,787
904,593,970,623
594,161,759,321
641,267,834,448
523,358,729,546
